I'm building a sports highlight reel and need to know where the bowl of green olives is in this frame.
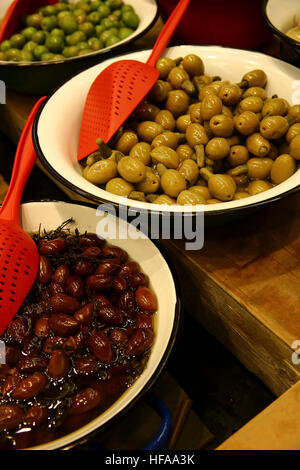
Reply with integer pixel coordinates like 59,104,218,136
34,45,300,220
263,0,300,67
0,0,159,94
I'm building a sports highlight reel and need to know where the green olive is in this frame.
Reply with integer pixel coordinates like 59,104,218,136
246,133,271,157
152,131,183,149
206,198,222,204
198,84,219,100
117,156,146,183
166,90,190,117
148,80,172,102
209,114,234,137
177,190,206,205
234,111,259,136
218,83,242,105
176,144,194,161
247,158,273,179
286,123,300,143
116,131,138,154
241,69,267,88
233,191,250,200
151,145,179,169
85,159,117,184
259,115,289,140
155,109,176,131
208,174,236,201
168,66,189,89
156,57,176,79
185,123,208,147
290,135,300,160
248,180,272,195
137,121,164,143
181,54,204,76
153,194,176,205
242,87,267,100
200,94,223,121
228,145,249,166
222,105,233,118
129,142,152,165
135,101,160,121
239,96,264,113
189,185,211,200
176,114,192,133
270,154,296,184
178,159,199,185
160,169,187,197
206,137,230,160
106,177,134,197
262,98,289,117
288,104,300,123
188,103,202,123
136,167,160,193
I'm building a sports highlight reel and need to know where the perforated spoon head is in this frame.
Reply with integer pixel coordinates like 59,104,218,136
0,221,39,334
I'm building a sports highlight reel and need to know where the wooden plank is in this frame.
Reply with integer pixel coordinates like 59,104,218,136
217,380,300,450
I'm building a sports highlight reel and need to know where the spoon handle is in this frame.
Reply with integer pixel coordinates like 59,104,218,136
0,96,46,223
146,0,190,67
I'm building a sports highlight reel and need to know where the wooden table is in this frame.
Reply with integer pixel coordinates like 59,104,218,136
0,26,300,449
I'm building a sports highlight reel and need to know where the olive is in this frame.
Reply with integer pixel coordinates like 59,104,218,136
189,185,211,200
117,157,146,183
166,90,190,117
185,123,208,147
153,194,176,205
222,105,233,118
200,94,223,121
208,174,236,201
246,133,271,157
106,178,134,197
160,169,186,197
86,159,117,184
234,111,259,135
137,121,164,143
206,137,230,160
262,98,289,117
156,57,176,79
152,131,183,149
288,105,300,123
135,101,160,122
116,131,138,154
178,159,199,185
151,145,179,169
218,83,242,105
233,191,250,200
259,115,290,140
290,135,300,160
228,145,249,166
136,167,160,193
209,114,234,137
238,96,264,113
181,54,204,76
168,66,189,89
176,114,192,132
242,87,267,100
177,190,206,205
188,103,202,123
247,158,273,179
248,180,272,195
176,144,194,161
286,123,300,143
241,69,267,88
198,84,219,101
206,198,222,204
270,154,296,184
149,80,172,103
129,142,151,165
155,109,176,131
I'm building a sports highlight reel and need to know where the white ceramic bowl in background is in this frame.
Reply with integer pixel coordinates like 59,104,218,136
34,45,300,217
18,200,180,450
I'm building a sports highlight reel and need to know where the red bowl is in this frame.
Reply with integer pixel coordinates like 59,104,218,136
158,0,272,49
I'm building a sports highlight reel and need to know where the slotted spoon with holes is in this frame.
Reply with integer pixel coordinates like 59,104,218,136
0,0,57,43
77,0,190,161
0,96,46,335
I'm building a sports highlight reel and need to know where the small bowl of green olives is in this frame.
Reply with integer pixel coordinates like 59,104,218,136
263,0,300,67
0,0,159,94
34,45,300,221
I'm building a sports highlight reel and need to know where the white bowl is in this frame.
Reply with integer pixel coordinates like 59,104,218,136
18,200,180,450
34,45,300,216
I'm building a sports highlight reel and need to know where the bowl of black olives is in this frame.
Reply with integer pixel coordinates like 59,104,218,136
33,45,300,221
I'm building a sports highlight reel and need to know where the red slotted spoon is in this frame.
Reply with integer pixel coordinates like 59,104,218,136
0,0,57,43
0,96,46,335
77,0,190,161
